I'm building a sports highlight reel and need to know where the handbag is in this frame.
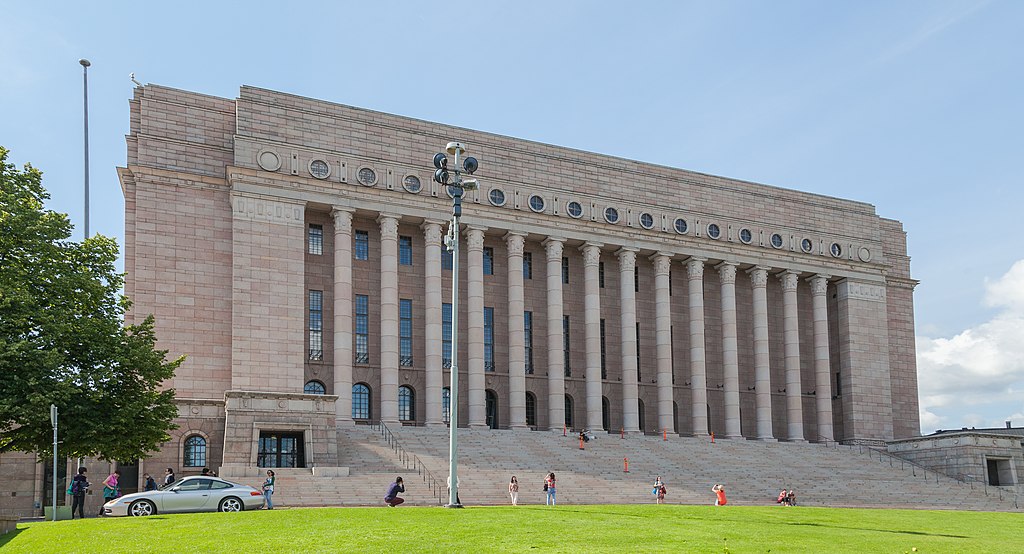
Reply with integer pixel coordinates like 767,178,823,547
543,483,548,492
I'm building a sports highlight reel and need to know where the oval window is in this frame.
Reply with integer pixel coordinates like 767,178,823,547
566,201,583,219
770,233,784,249
604,207,619,224
707,224,721,239
639,213,654,229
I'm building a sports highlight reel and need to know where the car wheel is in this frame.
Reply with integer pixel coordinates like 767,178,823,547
219,497,244,512
128,500,156,517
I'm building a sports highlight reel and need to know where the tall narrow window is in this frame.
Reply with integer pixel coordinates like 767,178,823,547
523,252,533,280
564,396,574,428
524,311,534,374
599,262,605,288
399,236,413,266
308,290,323,361
399,386,415,421
563,315,571,377
399,299,413,366
562,257,569,284
600,318,607,379
483,247,494,275
442,247,453,270
442,387,451,424
308,224,323,255
636,321,641,380
442,303,453,369
355,294,369,363
670,326,675,384
484,307,495,371
352,384,370,419
355,230,369,260
525,392,537,427
183,435,206,467
635,270,639,293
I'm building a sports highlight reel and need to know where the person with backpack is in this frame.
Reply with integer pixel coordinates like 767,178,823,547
70,467,90,519
144,473,158,491
99,470,121,516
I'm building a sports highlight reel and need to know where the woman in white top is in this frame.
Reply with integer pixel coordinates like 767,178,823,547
509,476,519,506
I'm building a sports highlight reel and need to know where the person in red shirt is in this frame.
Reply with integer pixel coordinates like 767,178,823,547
712,484,727,506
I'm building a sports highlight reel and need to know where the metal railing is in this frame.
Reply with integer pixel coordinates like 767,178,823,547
370,421,446,505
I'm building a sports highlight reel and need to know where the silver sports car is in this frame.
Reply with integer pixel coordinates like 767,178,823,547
102,476,266,517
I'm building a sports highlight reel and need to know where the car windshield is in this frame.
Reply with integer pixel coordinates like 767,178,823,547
162,477,243,490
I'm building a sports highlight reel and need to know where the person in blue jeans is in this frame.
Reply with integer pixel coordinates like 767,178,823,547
545,472,557,506
262,470,275,509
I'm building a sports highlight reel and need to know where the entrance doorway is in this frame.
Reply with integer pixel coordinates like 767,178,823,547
258,432,305,468
485,390,498,429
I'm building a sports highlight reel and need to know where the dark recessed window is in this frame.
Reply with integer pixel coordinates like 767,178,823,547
308,224,323,255
399,386,415,422
442,387,451,424
830,243,843,258
442,247,453,270
524,311,534,374
352,384,370,419
399,236,413,265
488,188,506,206
707,224,721,239
483,247,494,275
402,175,421,193
309,290,323,361
523,252,533,280
442,303,453,369
770,233,784,249
357,167,377,186
525,392,537,427
399,299,413,367
355,230,369,260
674,218,688,234
304,380,326,395
566,201,583,218
562,257,569,284
598,261,605,288
484,307,495,372
528,194,546,213
739,228,752,244
355,295,369,364
801,238,813,253
604,207,619,224
563,315,571,377
639,213,654,229
183,435,206,468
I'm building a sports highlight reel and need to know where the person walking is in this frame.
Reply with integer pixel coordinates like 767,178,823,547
712,484,727,506
70,467,89,519
99,470,121,515
384,476,405,507
262,470,276,509
652,476,664,499
143,473,158,491
656,483,667,504
163,468,176,487
544,472,557,506
509,476,519,506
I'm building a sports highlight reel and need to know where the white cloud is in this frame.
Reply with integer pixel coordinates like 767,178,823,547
917,259,1024,431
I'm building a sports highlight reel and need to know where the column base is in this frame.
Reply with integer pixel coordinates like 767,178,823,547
510,424,530,432
754,436,778,442
468,424,490,430
785,438,808,443
724,434,747,440
424,421,448,428
335,418,356,428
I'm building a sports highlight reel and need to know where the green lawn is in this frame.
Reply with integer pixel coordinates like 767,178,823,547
2,505,1019,553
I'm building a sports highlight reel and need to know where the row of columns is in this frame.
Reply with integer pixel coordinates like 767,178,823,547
330,208,834,441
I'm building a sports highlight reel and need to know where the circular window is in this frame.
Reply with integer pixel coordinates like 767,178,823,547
604,207,619,224
858,246,871,262
528,194,546,213
739,228,753,244
257,150,282,172
488,188,506,206
830,243,843,258
673,218,688,234
309,159,330,180
357,167,377,186
566,201,583,219
801,238,813,253
402,175,422,193
770,233,784,249
707,223,721,239
639,213,655,229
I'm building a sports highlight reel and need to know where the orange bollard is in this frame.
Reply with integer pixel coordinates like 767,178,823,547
579,435,584,450
624,457,629,473
663,429,667,441
621,427,625,439
711,431,715,443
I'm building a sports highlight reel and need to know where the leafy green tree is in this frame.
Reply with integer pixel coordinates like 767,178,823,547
0,146,181,461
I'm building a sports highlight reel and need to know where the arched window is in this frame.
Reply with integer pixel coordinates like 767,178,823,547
304,380,326,395
183,435,206,468
525,392,537,427
399,386,415,422
442,387,451,425
564,395,574,429
352,383,371,420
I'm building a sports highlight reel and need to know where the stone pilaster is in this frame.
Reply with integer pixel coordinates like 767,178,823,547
717,261,742,439
465,226,488,428
747,266,775,441
505,232,528,429
544,237,566,431
422,219,446,427
651,253,674,434
377,213,401,424
686,257,709,437
581,242,605,431
617,247,640,433
332,207,354,426
779,269,804,442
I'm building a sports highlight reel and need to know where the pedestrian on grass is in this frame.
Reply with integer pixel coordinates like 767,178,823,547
509,476,519,506
652,476,664,498
99,470,121,515
385,476,405,507
776,489,788,505
164,467,176,487
656,483,667,504
144,473,158,491
787,489,797,506
262,470,276,509
544,472,557,506
70,467,89,519
712,483,727,506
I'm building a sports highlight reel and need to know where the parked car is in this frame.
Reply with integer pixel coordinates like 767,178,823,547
102,476,265,517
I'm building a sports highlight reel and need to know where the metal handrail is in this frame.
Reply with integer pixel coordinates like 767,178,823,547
371,421,446,505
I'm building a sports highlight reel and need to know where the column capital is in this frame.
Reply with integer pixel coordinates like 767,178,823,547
465,226,487,251
503,232,527,255
615,247,638,267
421,220,444,243
580,242,604,266
806,274,831,295
715,261,739,284
331,206,354,229
777,269,800,291
685,257,706,279
747,265,771,288
543,237,565,259
377,213,400,239
650,252,673,275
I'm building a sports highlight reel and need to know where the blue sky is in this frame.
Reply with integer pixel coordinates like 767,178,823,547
3,1,1022,433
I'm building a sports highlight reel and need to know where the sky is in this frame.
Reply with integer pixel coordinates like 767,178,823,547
2,1,1022,435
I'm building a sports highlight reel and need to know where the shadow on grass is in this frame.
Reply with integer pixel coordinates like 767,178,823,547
0,528,23,547
783,522,968,539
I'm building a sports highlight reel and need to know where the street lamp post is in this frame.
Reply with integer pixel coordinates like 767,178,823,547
79,58,91,240
432,142,479,509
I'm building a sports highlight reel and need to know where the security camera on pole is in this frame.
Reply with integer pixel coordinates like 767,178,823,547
432,142,478,509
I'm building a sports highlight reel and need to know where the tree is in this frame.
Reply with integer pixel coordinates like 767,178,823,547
0,146,181,461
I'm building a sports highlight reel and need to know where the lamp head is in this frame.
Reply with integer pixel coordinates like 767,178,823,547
433,152,448,169
445,142,466,156
461,178,479,191
79,58,91,67
462,156,478,174
433,168,449,184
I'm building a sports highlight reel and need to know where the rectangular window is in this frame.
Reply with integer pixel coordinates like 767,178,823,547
399,236,413,266
562,257,569,284
670,325,675,384
835,371,842,396
355,230,369,261
669,271,673,296
483,247,494,275
442,303,453,368
636,321,641,380
523,252,532,280
400,299,413,366
355,294,369,363
442,247,453,270
563,315,571,377
308,224,323,255
484,307,495,371
599,261,605,288
600,318,607,380
524,311,534,374
635,270,639,293
308,290,323,361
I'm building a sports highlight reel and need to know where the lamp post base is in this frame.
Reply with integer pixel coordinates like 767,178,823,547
444,503,464,509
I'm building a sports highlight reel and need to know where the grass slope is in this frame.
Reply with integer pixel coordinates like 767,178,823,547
3,505,1020,553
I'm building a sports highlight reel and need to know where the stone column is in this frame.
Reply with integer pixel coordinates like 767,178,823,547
651,253,674,434
465,226,488,428
686,257,709,437
779,270,805,441
544,237,566,431
377,213,401,424
581,242,605,431
422,220,446,427
332,207,354,426
617,248,640,433
808,274,835,441
505,232,528,429
747,266,775,441
717,261,742,439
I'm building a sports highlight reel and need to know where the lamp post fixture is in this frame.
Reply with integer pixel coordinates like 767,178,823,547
432,142,479,509
79,58,91,240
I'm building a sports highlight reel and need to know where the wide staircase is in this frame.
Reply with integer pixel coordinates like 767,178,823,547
223,426,1021,511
